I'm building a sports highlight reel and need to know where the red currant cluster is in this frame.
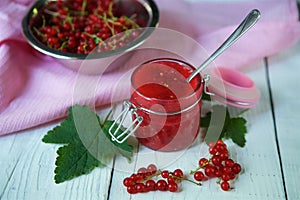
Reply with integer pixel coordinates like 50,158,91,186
123,140,242,194
31,0,144,54
123,164,189,194
191,140,242,191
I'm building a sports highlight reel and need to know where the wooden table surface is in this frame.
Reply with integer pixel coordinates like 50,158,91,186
1,2,300,200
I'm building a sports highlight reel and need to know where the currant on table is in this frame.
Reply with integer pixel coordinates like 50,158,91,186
190,140,242,191
122,140,243,194
123,164,186,194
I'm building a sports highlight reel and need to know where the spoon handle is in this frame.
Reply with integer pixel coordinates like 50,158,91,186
187,9,261,82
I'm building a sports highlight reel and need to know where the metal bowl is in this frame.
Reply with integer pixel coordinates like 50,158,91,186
22,0,159,74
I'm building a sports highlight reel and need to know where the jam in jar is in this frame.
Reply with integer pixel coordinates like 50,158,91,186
130,58,203,151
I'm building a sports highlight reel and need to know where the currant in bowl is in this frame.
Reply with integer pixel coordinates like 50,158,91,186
22,0,159,74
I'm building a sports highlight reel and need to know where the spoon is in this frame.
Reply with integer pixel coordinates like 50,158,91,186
186,9,261,82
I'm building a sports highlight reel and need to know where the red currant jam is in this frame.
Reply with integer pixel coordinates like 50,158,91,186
130,58,203,151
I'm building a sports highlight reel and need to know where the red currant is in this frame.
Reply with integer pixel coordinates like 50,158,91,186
222,166,232,174
123,177,134,187
198,158,208,168
219,151,229,160
168,182,178,192
220,181,230,191
136,183,146,193
137,167,147,174
156,180,168,191
221,173,230,181
127,185,137,194
216,140,225,145
224,159,235,167
167,177,176,184
173,169,184,178
131,30,140,38
135,174,144,182
204,164,216,177
161,170,169,179
145,180,156,191
232,163,242,174
229,172,236,180
208,142,216,148
209,147,218,155
212,155,222,166
194,171,205,181
215,169,223,178
147,164,157,174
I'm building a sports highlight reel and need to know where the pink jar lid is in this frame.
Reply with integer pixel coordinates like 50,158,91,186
207,67,260,108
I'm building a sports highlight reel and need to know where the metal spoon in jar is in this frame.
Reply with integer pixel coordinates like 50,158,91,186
186,9,261,82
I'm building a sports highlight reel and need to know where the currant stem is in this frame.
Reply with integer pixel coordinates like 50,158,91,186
84,32,104,45
170,175,202,186
42,15,46,28
58,41,67,50
125,15,140,28
108,2,114,18
190,158,211,174
81,0,87,16
184,178,202,186
190,167,201,175
65,15,75,31
142,170,162,182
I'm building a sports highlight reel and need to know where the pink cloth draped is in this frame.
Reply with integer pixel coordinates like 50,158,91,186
0,0,299,136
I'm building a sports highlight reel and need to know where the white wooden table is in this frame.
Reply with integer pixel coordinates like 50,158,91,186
1,3,300,200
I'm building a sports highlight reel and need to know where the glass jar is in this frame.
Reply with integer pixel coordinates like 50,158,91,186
130,58,203,151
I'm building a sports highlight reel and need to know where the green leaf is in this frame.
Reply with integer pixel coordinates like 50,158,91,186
200,112,211,128
42,105,134,184
71,106,133,165
202,91,212,101
102,120,133,161
54,143,103,184
226,117,247,147
42,107,80,144
201,105,248,147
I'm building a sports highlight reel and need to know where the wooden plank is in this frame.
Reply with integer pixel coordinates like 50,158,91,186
268,41,300,200
0,120,113,200
110,61,286,199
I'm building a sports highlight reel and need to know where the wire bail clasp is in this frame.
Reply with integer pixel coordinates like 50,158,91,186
203,74,215,96
108,100,143,144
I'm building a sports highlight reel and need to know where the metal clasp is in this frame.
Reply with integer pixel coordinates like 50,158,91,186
108,100,143,144
203,74,215,96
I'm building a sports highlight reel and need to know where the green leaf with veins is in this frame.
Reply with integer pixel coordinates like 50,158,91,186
42,107,80,144
42,105,133,184
54,142,103,184
225,117,247,147
201,104,248,147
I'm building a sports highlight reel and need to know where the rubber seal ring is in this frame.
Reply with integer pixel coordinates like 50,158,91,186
208,67,260,108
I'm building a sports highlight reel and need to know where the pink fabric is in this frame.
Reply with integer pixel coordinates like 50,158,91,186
0,0,300,136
